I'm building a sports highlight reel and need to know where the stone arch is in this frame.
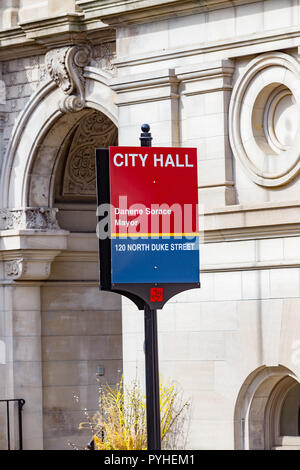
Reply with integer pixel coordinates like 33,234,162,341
234,365,300,450
0,66,118,209
0,59,122,450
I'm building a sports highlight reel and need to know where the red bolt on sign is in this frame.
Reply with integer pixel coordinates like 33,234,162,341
150,287,163,302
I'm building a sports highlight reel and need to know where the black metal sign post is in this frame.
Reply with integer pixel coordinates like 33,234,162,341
95,125,200,451
144,304,161,449
140,124,161,450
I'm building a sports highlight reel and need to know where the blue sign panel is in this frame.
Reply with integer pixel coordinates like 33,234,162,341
111,236,199,284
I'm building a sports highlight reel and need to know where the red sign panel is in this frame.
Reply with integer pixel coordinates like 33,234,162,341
109,146,199,238
109,146,199,285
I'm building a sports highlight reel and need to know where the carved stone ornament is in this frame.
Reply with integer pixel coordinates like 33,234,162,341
46,44,92,113
63,111,117,196
4,258,53,281
229,52,300,187
0,207,59,231
5,259,23,279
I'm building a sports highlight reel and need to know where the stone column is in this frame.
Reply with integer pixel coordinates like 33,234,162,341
0,208,68,449
177,60,235,208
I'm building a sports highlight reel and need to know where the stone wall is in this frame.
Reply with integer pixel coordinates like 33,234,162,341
41,283,122,450
0,56,47,163
111,0,300,450
40,233,123,450
123,235,300,449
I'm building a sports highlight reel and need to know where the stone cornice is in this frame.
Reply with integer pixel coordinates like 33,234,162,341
0,229,69,281
77,0,259,25
204,223,300,243
0,2,298,63
111,68,179,105
2,250,61,281
204,201,300,242
0,13,115,59
19,13,85,47
0,26,46,60
111,68,179,91
0,207,68,280
177,59,234,95
110,62,234,105
114,25,300,71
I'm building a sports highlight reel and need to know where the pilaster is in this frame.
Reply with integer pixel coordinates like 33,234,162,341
0,207,68,449
0,62,6,171
111,69,179,146
177,59,236,208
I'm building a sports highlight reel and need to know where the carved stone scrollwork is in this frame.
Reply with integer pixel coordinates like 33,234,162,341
0,207,60,230
46,44,92,113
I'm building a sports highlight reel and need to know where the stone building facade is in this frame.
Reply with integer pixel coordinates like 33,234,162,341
0,0,300,450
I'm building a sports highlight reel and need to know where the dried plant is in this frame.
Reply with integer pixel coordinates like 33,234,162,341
78,376,190,450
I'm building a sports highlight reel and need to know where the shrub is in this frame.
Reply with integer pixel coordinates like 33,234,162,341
78,376,190,450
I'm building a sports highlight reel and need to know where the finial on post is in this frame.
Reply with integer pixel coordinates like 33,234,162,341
140,124,152,147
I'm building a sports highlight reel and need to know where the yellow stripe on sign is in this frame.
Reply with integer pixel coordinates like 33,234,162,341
111,233,199,237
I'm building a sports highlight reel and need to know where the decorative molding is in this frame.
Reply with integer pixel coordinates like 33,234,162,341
111,69,179,106
76,0,259,24
62,111,117,196
19,13,84,42
204,224,300,244
0,15,114,60
229,52,300,187
0,207,60,230
0,230,68,281
4,255,56,281
5,259,23,279
176,60,234,95
204,200,300,242
0,3,299,63
46,44,92,113
18,12,114,48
